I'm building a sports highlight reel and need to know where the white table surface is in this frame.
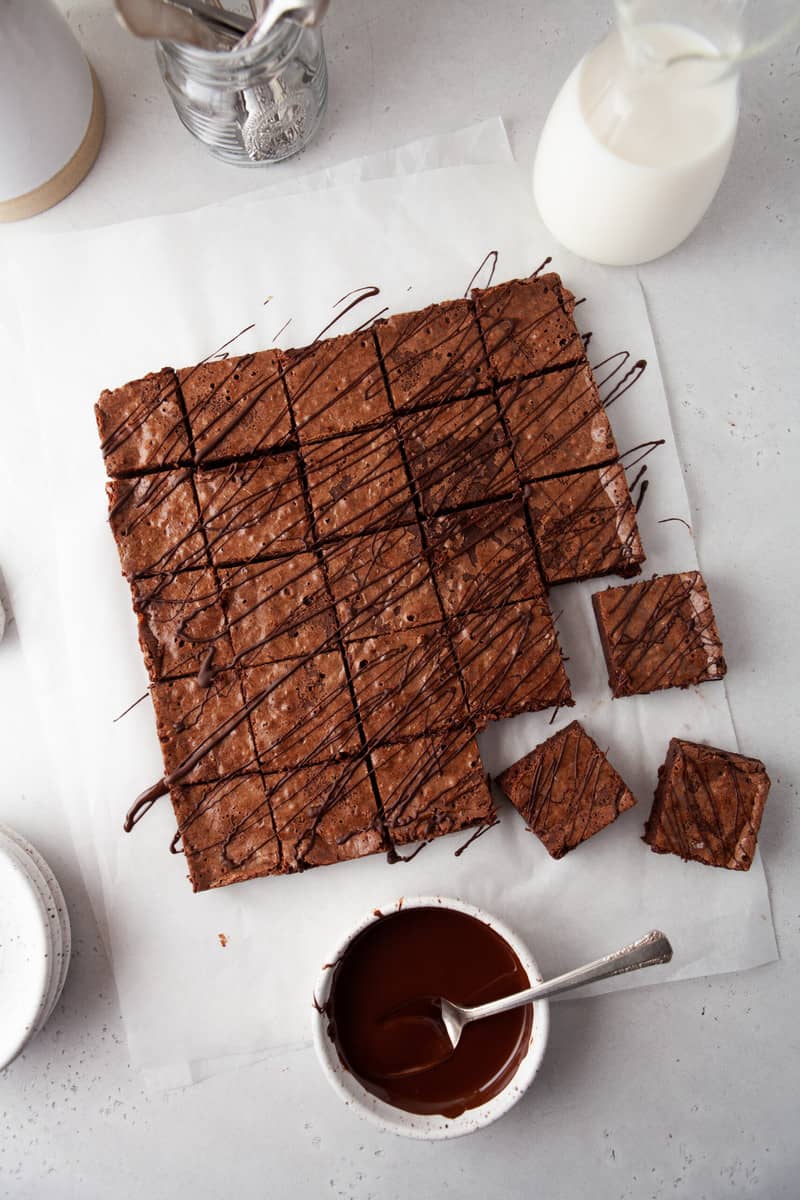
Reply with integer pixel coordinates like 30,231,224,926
1,3,798,1197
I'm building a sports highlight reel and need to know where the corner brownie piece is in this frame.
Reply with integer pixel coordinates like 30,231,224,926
644,738,770,871
397,394,517,516
449,602,572,723
171,773,282,891
196,453,310,564
324,527,442,640
283,331,392,442
131,568,233,681
372,730,495,847
178,350,291,462
498,720,636,858
107,472,207,579
592,571,727,699
497,364,618,482
473,273,584,378
376,299,490,410
96,367,189,476
303,426,415,538
527,463,645,585
427,500,544,616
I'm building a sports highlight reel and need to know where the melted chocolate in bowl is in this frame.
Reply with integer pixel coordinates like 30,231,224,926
327,907,533,1118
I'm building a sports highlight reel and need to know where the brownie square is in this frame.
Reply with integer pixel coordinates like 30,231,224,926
323,527,441,641
527,463,645,585
372,730,495,847
220,556,337,668
375,299,490,410
242,654,361,766
303,426,414,539
107,472,207,579
178,350,291,462
472,273,584,378
283,331,392,442
449,602,572,722
196,453,310,564
131,568,233,682
345,628,468,744
171,773,282,891
497,364,618,482
592,572,727,699
397,394,517,516
95,368,189,476
268,759,386,871
497,720,636,858
644,738,770,871
150,670,259,783
427,499,544,617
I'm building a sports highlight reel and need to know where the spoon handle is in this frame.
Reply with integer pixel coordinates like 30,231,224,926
464,930,673,1024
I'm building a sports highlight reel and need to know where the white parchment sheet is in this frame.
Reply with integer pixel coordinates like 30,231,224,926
0,125,776,1089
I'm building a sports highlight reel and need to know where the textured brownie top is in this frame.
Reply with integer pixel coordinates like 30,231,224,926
98,269,641,891
644,738,770,871
498,720,636,858
592,571,726,698
527,463,645,585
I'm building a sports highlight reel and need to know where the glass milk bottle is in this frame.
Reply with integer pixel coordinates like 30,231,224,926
533,1,797,266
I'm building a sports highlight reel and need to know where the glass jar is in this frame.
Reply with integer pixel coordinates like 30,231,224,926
156,22,327,166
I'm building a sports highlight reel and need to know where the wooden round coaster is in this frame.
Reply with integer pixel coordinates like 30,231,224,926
0,63,105,224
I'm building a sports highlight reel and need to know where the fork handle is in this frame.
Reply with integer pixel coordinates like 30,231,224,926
463,930,673,1024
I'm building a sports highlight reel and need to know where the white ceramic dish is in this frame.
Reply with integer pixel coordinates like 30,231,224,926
312,896,549,1140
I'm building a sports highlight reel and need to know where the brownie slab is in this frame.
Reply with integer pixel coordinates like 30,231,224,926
107,472,207,579
345,627,468,744
171,773,282,891
196,453,310,564
323,527,442,640
178,350,291,462
283,331,392,442
376,299,490,410
303,426,415,539
497,364,618,482
221,556,337,667
449,602,572,722
242,654,361,766
473,272,584,378
592,571,727,699
644,738,770,871
132,568,233,682
497,720,636,858
527,463,645,585
96,367,189,477
150,670,259,783
372,730,495,847
397,393,517,516
427,500,544,616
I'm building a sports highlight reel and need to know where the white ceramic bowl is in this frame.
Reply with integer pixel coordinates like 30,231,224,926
312,896,549,1139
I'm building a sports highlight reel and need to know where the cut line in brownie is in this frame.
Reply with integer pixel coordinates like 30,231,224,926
283,330,393,443
131,568,234,682
375,298,490,410
592,571,726,699
427,499,545,617
195,452,310,565
221,555,338,668
497,720,636,859
107,471,208,579
397,393,517,516
178,350,291,463
95,368,190,477
497,363,618,482
527,462,645,585
644,738,770,871
302,425,415,539
371,730,495,848
323,526,443,641
472,273,585,378
449,601,573,723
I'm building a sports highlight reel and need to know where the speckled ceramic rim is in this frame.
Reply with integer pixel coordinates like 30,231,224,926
311,896,549,1140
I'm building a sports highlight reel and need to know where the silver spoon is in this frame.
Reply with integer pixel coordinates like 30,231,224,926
235,0,329,52
382,930,673,1075
115,0,250,51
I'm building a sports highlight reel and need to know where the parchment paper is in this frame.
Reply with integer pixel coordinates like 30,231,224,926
0,124,776,1090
